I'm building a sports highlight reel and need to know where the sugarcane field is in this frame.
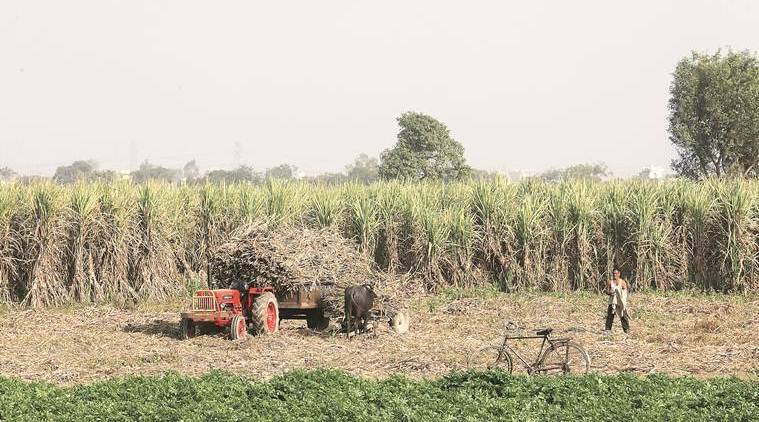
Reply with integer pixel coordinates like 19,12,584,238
0,181,757,384
3,3,759,420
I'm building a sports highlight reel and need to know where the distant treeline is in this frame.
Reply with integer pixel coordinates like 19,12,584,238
0,157,622,186
8,154,380,185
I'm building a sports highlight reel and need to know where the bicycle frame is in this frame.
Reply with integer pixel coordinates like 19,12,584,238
498,333,572,373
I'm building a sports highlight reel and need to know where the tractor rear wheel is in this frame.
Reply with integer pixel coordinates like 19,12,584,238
230,315,247,340
179,317,196,340
251,292,279,335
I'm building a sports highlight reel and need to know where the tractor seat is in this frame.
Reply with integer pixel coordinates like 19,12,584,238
535,328,553,336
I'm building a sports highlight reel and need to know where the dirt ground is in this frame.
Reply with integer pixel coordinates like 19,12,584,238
1,292,757,385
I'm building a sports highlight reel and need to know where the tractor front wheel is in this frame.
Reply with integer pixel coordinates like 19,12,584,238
251,292,279,335
230,315,247,340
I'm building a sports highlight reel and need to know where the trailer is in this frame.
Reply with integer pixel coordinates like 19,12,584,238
180,285,408,340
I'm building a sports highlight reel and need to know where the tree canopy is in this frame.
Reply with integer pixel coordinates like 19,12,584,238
379,112,470,181
205,166,261,184
0,167,17,182
538,163,610,182
182,160,201,182
669,50,759,179
131,161,181,183
52,160,118,184
265,164,298,180
345,153,379,184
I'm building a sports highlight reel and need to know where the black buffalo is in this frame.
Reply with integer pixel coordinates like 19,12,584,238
344,284,375,338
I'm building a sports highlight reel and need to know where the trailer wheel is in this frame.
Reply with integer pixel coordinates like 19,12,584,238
230,315,247,340
390,310,410,334
179,317,196,340
251,292,279,335
307,313,330,331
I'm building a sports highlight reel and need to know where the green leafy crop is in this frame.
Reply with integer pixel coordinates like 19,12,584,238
0,370,756,421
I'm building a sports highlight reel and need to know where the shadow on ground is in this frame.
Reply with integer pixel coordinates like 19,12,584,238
122,319,180,338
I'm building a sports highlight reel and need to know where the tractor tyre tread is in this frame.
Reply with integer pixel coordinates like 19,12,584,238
230,315,247,340
251,292,279,335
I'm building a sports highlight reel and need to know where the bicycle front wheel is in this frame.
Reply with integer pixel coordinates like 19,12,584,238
469,346,514,374
537,341,590,375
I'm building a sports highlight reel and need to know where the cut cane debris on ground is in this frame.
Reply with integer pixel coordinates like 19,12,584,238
0,292,756,385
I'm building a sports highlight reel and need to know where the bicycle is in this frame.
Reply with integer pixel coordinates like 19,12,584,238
471,322,590,375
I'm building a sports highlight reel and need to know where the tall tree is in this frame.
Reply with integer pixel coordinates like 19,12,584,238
379,112,470,181
669,50,759,179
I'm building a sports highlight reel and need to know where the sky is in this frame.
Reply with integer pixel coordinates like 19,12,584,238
1,1,758,177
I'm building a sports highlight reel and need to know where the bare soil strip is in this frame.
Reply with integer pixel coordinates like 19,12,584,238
1,293,757,385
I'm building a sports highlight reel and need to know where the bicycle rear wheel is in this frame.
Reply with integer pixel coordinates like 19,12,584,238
469,346,514,374
537,341,590,375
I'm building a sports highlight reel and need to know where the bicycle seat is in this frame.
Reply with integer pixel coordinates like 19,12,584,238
535,328,553,336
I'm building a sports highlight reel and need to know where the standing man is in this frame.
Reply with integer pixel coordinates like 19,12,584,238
605,269,630,333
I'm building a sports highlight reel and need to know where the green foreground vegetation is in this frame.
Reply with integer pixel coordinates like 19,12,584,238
0,370,756,421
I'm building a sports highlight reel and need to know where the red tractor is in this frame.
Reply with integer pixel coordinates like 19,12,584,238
180,285,330,340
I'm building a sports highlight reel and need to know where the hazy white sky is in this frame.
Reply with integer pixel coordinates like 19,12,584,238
1,1,758,177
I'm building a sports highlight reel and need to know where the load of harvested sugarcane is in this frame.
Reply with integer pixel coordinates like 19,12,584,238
208,222,409,333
